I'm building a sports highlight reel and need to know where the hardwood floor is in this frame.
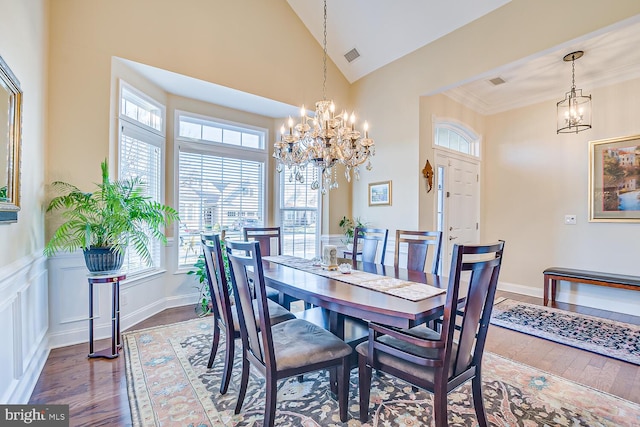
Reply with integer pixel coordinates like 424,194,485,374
29,292,640,426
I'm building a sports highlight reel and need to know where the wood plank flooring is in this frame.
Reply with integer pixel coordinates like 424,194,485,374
29,291,640,426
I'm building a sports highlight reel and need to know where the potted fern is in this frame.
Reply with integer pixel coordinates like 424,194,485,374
44,159,179,273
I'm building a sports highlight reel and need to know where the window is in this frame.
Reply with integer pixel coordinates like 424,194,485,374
118,82,165,276
176,112,267,268
280,167,320,258
434,122,479,157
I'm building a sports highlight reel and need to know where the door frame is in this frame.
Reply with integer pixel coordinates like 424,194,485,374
433,148,481,274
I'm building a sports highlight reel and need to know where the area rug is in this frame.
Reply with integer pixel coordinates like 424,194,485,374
491,298,640,365
123,318,640,426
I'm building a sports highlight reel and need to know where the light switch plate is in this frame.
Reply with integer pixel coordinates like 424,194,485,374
564,214,577,225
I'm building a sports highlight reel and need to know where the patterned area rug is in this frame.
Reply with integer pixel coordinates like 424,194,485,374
491,299,640,365
123,317,640,426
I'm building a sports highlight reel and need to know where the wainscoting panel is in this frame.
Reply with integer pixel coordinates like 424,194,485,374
0,294,17,402
47,245,198,349
0,254,49,403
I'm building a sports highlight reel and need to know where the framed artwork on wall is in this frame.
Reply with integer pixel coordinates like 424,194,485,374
589,134,640,222
368,181,392,206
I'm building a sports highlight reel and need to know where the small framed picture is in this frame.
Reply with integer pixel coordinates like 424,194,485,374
368,181,392,206
589,134,640,222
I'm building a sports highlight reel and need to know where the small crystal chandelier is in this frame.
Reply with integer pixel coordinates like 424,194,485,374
273,0,374,194
557,50,592,134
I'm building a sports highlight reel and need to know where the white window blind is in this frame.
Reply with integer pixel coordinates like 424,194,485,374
178,149,265,267
280,166,320,258
118,82,165,276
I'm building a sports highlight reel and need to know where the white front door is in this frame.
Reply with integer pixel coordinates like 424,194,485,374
434,150,480,275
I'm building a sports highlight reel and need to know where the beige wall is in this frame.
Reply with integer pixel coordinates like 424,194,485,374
349,0,640,313
484,78,640,314
0,0,48,267
48,0,352,237
351,0,640,231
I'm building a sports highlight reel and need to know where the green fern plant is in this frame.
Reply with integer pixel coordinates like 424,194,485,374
44,159,179,266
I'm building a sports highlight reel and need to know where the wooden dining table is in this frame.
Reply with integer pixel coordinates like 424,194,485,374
262,258,449,339
262,257,449,394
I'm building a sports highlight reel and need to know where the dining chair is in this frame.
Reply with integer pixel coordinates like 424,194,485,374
225,239,353,426
200,234,295,395
243,226,304,309
349,226,389,264
243,227,282,256
394,230,443,273
357,241,505,426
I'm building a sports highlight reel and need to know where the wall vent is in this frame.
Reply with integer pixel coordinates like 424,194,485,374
489,77,506,86
344,48,360,63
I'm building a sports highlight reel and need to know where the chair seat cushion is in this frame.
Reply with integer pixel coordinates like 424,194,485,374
355,325,458,383
270,319,352,371
231,299,296,331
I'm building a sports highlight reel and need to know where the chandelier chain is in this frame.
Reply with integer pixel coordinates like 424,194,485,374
322,0,327,101
571,56,576,91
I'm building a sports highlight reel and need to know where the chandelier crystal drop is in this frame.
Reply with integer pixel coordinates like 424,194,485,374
557,50,592,134
273,0,374,194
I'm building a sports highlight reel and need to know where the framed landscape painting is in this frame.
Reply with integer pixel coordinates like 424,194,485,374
589,135,640,222
369,181,391,206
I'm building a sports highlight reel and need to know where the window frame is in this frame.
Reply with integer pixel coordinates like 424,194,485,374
278,166,322,258
117,80,167,277
432,117,481,159
174,110,269,271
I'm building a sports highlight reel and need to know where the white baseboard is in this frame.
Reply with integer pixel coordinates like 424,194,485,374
497,280,542,298
48,292,199,349
497,279,640,317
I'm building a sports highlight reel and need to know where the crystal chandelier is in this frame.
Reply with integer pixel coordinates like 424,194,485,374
273,0,374,194
557,50,592,134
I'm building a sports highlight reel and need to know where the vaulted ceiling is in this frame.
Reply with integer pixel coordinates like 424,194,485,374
287,1,640,114
128,3,640,117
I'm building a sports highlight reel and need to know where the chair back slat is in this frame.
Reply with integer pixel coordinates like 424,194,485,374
353,227,388,264
225,239,274,369
201,234,233,329
394,230,443,273
244,227,282,256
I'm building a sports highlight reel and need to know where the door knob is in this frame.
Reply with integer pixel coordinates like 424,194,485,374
449,236,457,240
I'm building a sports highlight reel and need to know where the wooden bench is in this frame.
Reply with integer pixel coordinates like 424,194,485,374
543,267,640,306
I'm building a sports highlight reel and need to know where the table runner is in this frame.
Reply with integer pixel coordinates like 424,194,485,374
263,255,445,302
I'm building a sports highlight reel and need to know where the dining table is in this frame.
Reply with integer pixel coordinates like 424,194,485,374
261,256,451,393
262,257,449,330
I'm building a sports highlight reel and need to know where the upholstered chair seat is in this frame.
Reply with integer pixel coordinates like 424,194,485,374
266,319,353,371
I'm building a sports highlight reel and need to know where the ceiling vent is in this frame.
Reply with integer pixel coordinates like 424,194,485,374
344,48,360,63
489,77,506,86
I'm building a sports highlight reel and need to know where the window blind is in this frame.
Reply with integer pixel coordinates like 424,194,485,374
178,149,265,267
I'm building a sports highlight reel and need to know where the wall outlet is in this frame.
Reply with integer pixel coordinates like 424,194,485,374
564,214,577,225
